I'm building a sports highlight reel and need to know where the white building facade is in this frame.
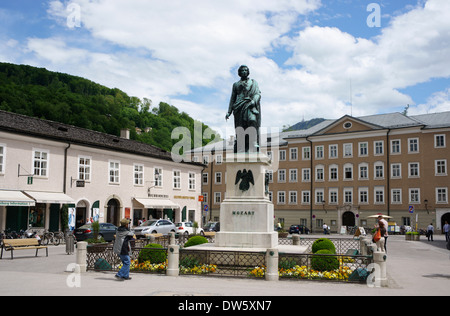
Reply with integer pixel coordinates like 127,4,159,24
0,110,204,232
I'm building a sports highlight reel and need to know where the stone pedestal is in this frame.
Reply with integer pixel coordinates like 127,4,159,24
215,153,278,249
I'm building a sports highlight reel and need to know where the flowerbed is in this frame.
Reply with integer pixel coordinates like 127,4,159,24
249,264,354,281
179,264,217,275
118,259,217,275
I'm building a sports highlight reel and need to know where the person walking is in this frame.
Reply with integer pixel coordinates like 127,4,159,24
113,218,135,281
377,216,389,252
427,223,434,242
443,221,450,242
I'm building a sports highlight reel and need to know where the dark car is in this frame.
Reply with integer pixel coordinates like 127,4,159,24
289,225,310,234
203,222,220,232
73,223,117,242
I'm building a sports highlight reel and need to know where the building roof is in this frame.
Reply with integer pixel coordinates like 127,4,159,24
190,111,450,152
0,110,203,167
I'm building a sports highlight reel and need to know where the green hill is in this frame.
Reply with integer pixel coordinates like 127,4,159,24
0,62,219,152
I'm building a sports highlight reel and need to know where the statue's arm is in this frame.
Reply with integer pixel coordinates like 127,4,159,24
226,83,237,119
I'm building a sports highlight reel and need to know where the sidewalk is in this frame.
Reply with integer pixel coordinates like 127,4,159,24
0,234,449,296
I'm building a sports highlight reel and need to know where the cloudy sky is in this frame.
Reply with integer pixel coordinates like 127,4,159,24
1,0,449,134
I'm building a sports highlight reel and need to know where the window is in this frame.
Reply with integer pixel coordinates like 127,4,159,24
267,170,273,183
33,149,49,177
344,163,353,180
302,191,310,204
289,191,297,204
289,169,298,182
391,163,401,178
344,188,353,204
391,139,401,154
109,160,120,183
344,143,353,157
374,162,384,179
409,188,420,204
374,141,384,155
290,148,298,161
216,154,222,165
329,165,338,181
392,189,402,204
435,160,447,176
278,191,286,204
203,155,209,165
375,187,385,204
315,189,324,204
189,172,196,190
0,144,5,174
408,138,419,153
202,172,208,185
436,188,448,203
359,163,368,180
215,172,222,184
278,169,286,182
173,170,181,189
329,145,338,159
435,135,445,148
359,142,368,157
154,168,163,187
214,192,221,204
302,168,310,182
359,188,369,204
408,163,420,178
279,150,286,161
79,156,91,181
315,146,324,159
302,147,310,160
329,189,338,204
315,165,324,181
134,164,144,185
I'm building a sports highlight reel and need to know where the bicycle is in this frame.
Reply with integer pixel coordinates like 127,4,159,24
42,230,57,246
53,231,65,245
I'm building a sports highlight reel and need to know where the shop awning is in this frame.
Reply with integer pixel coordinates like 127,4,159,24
134,198,180,210
24,191,75,204
0,190,35,207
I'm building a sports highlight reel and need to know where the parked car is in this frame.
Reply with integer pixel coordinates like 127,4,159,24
175,222,205,236
289,225,310,235
203,222,220,232
73,223,117,242
133,219,176,238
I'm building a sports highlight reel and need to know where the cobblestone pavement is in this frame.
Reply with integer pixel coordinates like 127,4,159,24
0,234,449,296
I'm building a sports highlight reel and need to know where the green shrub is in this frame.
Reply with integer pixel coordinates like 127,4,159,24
138,243,167,264
184,235,208,248
311,249,340,272
311,238,336,254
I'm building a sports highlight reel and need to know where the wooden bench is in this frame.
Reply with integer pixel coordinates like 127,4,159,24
1,239,48,260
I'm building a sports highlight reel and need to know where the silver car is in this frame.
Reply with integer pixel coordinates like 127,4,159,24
134,219,176,238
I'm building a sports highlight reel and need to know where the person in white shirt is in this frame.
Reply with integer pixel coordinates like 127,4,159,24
377,216,389,252
427,223,434,242
443,221,450,242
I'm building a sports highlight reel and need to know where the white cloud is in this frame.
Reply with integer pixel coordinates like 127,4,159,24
10,0,450,132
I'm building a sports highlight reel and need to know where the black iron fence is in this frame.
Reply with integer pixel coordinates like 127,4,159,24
85,235,373,283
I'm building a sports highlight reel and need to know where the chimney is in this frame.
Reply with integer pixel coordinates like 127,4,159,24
120,128,130,139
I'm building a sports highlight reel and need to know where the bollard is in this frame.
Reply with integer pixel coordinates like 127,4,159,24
167,245,179,276
76,241,87,273
265,248,279,281
169,232,176,246
292,235,300,246
373,251,388,287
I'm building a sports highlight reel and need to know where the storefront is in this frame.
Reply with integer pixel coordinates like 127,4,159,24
133,197,180,224
0,190,36,232
0,190,74,232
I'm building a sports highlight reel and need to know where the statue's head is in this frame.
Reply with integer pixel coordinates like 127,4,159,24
238,65,250,78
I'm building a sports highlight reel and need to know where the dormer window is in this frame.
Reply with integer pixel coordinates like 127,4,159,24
343,122,352,129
